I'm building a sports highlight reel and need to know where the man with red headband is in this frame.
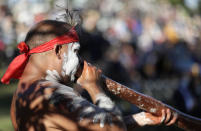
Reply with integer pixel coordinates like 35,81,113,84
1,20,177,131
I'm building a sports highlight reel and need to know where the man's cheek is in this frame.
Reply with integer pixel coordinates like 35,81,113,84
61,52,79,81
61,53,68,76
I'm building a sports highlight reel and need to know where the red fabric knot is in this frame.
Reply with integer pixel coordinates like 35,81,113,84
17,42,29,54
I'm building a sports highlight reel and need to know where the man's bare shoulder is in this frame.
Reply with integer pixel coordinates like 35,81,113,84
17,80,54,99
15,80,82,130
16,80,78,106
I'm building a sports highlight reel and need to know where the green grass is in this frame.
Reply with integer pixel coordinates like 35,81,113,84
0,78,17,131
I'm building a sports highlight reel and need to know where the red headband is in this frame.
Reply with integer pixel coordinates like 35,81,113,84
1,27,79,84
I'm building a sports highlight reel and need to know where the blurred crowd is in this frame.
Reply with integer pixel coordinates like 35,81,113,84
0,0,201,118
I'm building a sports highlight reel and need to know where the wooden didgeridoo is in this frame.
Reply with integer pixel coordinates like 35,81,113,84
100,75,201,131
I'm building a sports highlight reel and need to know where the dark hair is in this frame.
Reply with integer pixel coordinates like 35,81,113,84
25,9,82,49
25,20,73,49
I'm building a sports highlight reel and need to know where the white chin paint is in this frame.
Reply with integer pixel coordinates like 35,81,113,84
61,42,80,81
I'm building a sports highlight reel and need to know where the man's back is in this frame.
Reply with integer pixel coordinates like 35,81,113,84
11,80,125,131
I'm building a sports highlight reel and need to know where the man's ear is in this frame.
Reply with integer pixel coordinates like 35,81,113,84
54,44,62,59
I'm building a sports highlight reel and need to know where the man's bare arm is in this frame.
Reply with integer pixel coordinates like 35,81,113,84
46,83,126,131
75,61,177,130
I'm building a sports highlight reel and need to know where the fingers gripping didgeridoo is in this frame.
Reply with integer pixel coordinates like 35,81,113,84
100,75,201,131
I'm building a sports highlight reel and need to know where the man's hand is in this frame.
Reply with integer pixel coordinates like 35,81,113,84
77,61,104,103
77,61,102,89
133,109,178,127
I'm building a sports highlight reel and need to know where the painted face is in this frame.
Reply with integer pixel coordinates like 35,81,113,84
61,42,80,82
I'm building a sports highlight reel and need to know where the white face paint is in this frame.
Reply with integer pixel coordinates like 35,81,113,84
61,42,80,81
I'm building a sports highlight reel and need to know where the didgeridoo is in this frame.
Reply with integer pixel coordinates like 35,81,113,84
100,75,201,131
